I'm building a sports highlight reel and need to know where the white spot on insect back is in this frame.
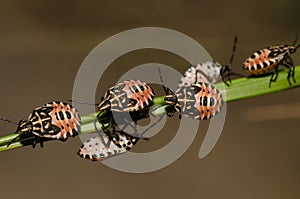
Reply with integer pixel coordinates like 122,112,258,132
178,61,222,89
78,131,138,161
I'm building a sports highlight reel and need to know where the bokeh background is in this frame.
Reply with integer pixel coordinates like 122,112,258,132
0,0,299,198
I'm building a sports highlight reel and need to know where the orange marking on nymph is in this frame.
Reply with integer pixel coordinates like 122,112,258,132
47,103,80,139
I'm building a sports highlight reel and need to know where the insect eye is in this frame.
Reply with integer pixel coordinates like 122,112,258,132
269,50,279,58
289,47,297,53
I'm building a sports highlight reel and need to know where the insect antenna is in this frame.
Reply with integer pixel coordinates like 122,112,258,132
290,33,300,53
229,36,243,77
0,117,18,125
292,33,299,46
1,117,44,147
0,117,25,146
221,36,243,84
157,67,181,118
68,99,99,106
157,67,170,94
295,33,300,49
228,35,238,66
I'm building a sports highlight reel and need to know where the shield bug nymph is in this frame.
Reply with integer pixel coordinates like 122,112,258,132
77,129,139,161
98,80,155,113
158,67,224,120
175,82,224,120
97,80,155,138
243,36,300,87
178,36,240,87
1,101,81,147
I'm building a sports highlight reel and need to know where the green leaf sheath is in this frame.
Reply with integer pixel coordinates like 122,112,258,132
1,66,300,152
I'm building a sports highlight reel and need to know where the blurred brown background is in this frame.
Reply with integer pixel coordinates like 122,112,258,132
0,0,299,198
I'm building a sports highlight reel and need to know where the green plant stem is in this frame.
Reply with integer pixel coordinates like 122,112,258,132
0,104,168,151
1,66,300,152
214,66,300,102
0,141,27,152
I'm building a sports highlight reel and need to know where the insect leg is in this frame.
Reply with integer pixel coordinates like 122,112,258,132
284,55,296,83
220,69,231,86
38,137,44,148
7,134,21,147
31,136,44,148
102,127,120,143
269,68,279,88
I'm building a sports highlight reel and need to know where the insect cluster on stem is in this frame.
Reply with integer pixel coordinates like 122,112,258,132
1,35,298,162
